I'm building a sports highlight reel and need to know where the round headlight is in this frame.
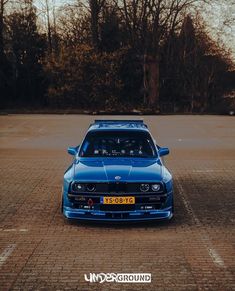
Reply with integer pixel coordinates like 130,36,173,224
140,184,150,192
74,183,82,191
151,184,161,192
86,184,96,192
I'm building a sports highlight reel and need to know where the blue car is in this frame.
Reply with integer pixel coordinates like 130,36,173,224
62,120,174,222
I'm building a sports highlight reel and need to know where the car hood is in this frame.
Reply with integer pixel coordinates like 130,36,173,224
73,158,163,182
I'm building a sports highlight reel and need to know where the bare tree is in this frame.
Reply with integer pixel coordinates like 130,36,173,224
0,0,9,56
36,0,58,53
117,0,205,107
45,0,52,52
56,2,90,47
66,0,106,50
88,0,105,50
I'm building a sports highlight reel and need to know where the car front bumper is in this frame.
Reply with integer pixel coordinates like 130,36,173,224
62,190,174,222
63,206,173,222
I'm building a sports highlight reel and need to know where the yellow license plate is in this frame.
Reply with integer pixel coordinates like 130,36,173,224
102,196,135,204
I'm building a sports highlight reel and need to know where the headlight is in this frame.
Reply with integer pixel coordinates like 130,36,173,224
73,183,83,191
151,184,161,192
140,184,150,192
86,184,96,192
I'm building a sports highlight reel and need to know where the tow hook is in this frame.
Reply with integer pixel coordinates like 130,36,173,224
88,198,94,208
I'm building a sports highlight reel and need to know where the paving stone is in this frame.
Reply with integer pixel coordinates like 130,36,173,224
0,115,234,291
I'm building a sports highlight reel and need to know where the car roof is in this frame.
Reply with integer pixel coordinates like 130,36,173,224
88,120,149,132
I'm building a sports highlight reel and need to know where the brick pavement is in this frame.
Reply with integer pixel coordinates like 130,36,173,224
0,115,234,290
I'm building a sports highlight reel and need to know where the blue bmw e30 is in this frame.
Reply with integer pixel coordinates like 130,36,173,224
62,120,174,222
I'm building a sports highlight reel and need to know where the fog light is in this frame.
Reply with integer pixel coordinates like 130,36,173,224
140,184,149,192
151,184,161,191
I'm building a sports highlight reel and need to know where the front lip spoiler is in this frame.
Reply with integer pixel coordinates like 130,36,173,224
63,206,173,222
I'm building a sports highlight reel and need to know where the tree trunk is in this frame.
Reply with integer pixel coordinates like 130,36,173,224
90,0,99,50
143,54,159,108
45,0,52,53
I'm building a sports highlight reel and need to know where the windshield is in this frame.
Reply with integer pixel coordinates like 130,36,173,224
79,131,157,158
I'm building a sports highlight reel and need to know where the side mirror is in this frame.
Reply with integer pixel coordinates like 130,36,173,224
67,146,78,156
158,147,169,157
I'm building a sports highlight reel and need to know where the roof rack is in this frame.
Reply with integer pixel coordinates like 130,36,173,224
94,119,144,123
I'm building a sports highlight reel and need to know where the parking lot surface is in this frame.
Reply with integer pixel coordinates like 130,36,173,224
0,115,234,290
